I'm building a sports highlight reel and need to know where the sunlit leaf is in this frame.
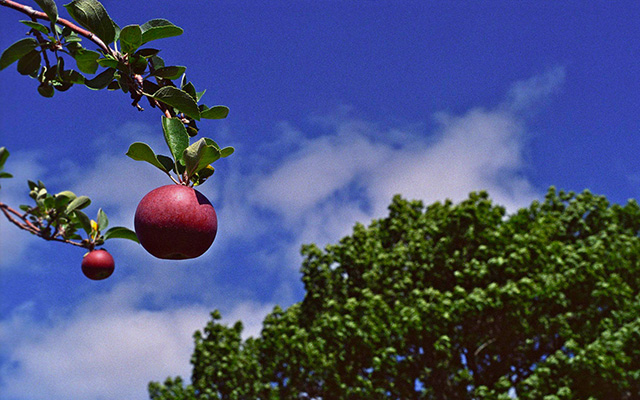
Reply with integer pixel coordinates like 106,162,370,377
64,0,117,44
140,19,183,45
97,208,109,231
119,24,142,54
162,116,189,165
66,195,91,213
19,20,50,34
150,86,200,120
125,142,170,172
104,226,139,243
74,49,100,74
200,105,229,119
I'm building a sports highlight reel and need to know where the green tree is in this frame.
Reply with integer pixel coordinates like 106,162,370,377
150,188,640,399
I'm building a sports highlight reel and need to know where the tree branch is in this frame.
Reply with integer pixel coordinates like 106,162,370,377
0,0,114,56
0,202,88,248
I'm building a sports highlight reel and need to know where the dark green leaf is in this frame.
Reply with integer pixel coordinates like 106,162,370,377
19,20,50,34
162,116,189,165
17,50,41,76
64,0,117,44
153,66,186,80
74,49,100,74
34,0,58,23
192,165,215,186
84,67,115,89
182,81,196,101
119,24,142,54
66,195,91,213
97,208,108,231
151,86,201,120
0,38,38,70
148,54,164,69
125,142,170,172
37,82,54,97
0,172,13,179
130,55,147,74
157,154,176,172
200,105,229,119
96,58,119,69
0,147,9,168
104,226,139,243
140,19,183,45
61,69,85,84
72,210,91,235
135,48,160,58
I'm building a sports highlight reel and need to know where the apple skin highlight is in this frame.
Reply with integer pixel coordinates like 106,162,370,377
134,185,218,260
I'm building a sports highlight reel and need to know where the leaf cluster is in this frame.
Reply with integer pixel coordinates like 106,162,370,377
150,188,640,399
1,0,233,188
15,176,137,247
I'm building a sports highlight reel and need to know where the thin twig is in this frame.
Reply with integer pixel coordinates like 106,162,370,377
0,202,87,248
0,0,114,56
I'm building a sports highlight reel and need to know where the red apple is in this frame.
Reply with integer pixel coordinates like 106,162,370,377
82,249,115,280
134,185,218,259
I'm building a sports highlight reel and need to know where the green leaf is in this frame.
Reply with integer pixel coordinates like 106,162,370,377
97,208,109,231
125,142,170,172
104,226,139,243
151,86,201,120
84,67,115,89
200,105,229,120
196,90,206,102
220,146,235,158
0,172,12,179
140,19,183,45
153,66,186,80
72,210,91,235
192,165,215,186
162,116,189,165
148,54,165,69
17,50,41,76
34,0,58,23
119,24,142,54
183,138,221,178
0,147,9,169
66,195,91,213
74,49,100,74
19,20,50,34
64,0,117,44
96,58,119,69
0,38,38,70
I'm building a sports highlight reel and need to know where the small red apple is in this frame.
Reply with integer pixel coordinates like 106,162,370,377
82,249,115,280
134,185,218,259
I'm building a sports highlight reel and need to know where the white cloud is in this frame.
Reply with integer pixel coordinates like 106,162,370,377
0,275,274,400
250,68,564,252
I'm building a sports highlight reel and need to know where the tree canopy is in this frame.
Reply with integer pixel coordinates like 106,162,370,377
149,188,640,399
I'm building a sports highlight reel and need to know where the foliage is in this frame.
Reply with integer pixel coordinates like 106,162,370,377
150,188,640,399
0,0,233,257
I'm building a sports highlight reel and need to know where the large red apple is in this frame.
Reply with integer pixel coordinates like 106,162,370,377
134,185,218,259
82,249,115,280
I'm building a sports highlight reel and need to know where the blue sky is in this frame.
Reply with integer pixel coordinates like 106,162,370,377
1,1,640,399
